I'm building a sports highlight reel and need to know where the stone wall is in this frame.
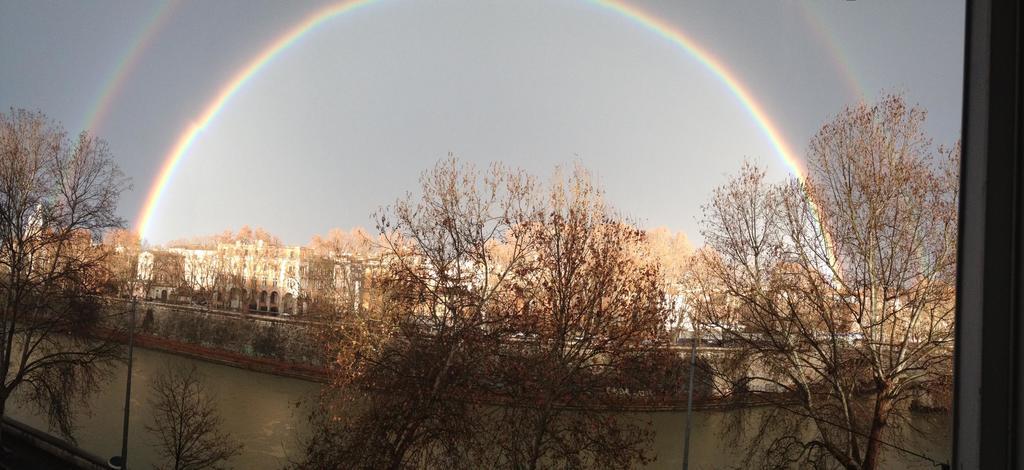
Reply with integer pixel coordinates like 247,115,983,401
107,299,325,369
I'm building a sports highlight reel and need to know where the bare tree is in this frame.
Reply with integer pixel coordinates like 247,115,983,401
166,225,281,250
101,228,143,298
484,166,669,469
687,95,957,469
146,364,242,470
304,227,380,317
210,245,254,312
0,108,129,447
299,158,542,468
644,227,695,337
174,249,224,307
142,250,186,302
307,227,377,258
645,227,693,282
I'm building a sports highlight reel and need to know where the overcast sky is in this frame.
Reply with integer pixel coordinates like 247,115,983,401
0,0,965,245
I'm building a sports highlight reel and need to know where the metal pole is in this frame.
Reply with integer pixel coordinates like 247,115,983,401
119,292,136,469
682,325,698,470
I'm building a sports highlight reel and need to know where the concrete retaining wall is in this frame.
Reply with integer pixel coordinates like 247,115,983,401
103,299,327,378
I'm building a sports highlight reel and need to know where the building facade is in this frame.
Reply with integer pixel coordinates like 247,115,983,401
136,240,371,316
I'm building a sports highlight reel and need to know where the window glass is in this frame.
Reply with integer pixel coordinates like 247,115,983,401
0,1,964,469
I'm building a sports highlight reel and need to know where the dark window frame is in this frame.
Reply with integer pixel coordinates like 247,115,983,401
954,0,1023,468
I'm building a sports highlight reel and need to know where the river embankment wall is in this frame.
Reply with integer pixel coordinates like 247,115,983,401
102,299,329,382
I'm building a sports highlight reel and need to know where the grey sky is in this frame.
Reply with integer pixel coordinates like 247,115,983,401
0,0,965,245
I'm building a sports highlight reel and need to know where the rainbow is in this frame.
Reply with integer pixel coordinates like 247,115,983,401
81,0,180,133
795,2,864,102
134,0,830,260
593,1,839,267
136,0,377,240
589,1,806,177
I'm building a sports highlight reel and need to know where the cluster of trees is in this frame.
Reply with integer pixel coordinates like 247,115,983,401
300,95,957,470
306,227,378,258
165,226,282,250
299,160,681,468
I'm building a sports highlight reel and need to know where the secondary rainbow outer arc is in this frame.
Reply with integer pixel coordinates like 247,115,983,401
82,0,179,133
796,2,864,102
135,0,832,262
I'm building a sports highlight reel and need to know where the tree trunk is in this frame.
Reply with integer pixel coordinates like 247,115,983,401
388,338,462,470
388,418,421,470
861,392,893,470
526,406,553,470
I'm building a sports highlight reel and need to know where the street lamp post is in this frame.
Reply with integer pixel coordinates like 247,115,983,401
112,254,140,470
682,319,698,470
118,295,136,469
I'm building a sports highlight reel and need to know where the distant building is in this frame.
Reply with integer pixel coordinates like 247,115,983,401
137,250,185,302
136,240,372,316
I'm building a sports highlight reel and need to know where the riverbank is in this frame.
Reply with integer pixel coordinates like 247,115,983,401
100,299,329,382
128,331,329,382
96,300,952,414
120,330,800,413
4,345,951,470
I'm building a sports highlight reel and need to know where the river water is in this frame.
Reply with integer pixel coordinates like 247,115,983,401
7,347,951,469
